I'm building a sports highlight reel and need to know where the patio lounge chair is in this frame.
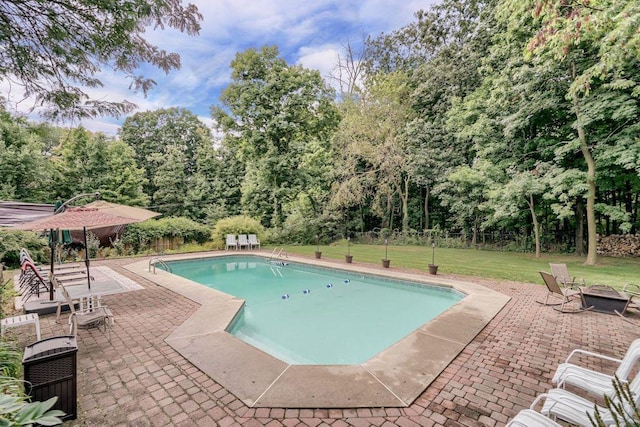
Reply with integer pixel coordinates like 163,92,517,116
538,271,586,313
225,234,238,250
552,338,640,398
549,263,584,288
18,261,52,301
248,234,260,249
534,373,640,426
506,409,562,427
238,234,249,250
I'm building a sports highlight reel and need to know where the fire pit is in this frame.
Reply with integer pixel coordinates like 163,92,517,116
580,285,631,315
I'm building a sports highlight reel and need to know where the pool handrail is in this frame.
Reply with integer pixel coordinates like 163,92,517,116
269,247,288,263
149,258,172,274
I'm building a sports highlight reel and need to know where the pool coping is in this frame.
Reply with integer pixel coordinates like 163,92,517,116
124,252,510,408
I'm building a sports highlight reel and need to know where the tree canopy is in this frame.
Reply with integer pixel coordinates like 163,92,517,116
0,0,202,120
2,0,640,257
212,46,340,228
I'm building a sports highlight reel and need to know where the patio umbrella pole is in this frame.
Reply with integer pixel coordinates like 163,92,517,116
49,228,57,301
83,226,91,290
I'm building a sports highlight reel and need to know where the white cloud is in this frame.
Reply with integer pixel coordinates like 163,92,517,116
2,1,438,134
296,44,341,81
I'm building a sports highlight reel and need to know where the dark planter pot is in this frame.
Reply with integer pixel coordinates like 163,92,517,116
382,259,391,268
428,264,439,275
315,251,322,259
345,255,353,263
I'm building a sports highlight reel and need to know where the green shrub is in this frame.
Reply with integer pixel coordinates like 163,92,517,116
85,231,100,258
0,230,47,268
0,341,22,389
122,217,211,252
211,216,265,249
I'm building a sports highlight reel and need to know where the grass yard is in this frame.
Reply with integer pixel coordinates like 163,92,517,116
280,243,640,289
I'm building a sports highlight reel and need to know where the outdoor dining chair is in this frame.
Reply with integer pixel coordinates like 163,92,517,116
58,282,113,340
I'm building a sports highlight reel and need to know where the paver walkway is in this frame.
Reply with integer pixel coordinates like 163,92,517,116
18,256,639,426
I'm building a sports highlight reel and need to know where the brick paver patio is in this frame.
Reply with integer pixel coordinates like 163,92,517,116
17,256,639,426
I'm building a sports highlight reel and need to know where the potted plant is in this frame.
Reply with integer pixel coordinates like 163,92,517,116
382,238,390,268
315,234,322,259
345,237,353,263
428,242,438,275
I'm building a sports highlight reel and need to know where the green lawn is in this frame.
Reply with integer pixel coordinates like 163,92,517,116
277,243,640,289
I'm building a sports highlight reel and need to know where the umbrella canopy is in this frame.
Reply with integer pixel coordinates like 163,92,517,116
13,204,160,300
84,200,160,222
12,207,142,231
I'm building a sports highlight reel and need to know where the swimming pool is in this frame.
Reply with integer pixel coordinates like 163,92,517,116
164,256,463,365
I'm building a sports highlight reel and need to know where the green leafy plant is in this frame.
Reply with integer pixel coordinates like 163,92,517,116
0,231,47,269
123,217,210,253
0,342,22,384
589,377,639,427
85,231,101,258
0,395,64,426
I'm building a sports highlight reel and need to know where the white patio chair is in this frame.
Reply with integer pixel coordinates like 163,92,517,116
506,409,562,427
552,338,640,398
59,283,113,340
248,234,260,249
225,234,238,250
536,374,640,426
238,234,249,250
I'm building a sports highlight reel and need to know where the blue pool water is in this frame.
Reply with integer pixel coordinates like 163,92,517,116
164,256,464,365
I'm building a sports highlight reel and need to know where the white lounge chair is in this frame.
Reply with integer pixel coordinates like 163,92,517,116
248,234,260,249
536,373,640,427
552,338,640,398
225,234,238,250
506,409,562,427
238,234,249,250
549,263,584,287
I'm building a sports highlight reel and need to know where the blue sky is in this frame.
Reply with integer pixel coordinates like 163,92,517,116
13,1,436,135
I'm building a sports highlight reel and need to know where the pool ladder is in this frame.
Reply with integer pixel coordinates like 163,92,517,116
149,257,172,274
269,247,289,266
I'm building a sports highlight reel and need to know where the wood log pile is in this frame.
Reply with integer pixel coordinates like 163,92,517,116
597,234,640,257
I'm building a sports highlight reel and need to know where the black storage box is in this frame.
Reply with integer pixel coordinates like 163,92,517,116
22,336,78,421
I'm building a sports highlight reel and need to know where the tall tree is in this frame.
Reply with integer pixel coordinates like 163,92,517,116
152,145,186,216
0,0,202,120
212,45,340,228
499,0,640,265
100,140,149,206
0,107,57,201
365,0,496,232
120,107,212,206
52,127,147,204
331,72,415,232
